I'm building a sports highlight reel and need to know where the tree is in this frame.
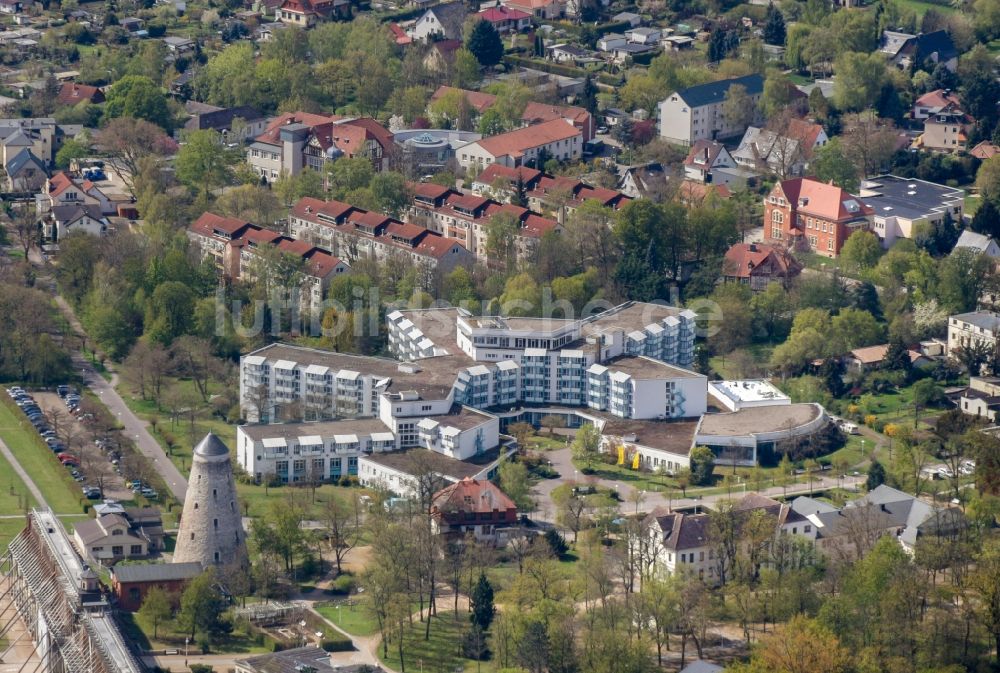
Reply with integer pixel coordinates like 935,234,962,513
95,118,175,197
912,378,942,427
971,198,1000,239
469,573,495,631
689,446,715,486
976,156,1000,204
497,458,534,512
752,615,850,673
572,423,601,469
722,84,756,133
839,111,899,178
867,459,886,490
466,19,503,68
833,53,888,112
138,586,172,639
839,230,882,273
370,171,411,217
322,494,361,576
175,130,236,198
178,569,229,640
971,540,1000,666
55,138,90,169
104,75,173,129
763,4,787,45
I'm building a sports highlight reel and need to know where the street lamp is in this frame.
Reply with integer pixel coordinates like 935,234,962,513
184,637,189,666
337,604,342,624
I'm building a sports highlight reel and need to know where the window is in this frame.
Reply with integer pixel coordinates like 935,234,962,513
771,210,783,224
827,239,834,251
130,545,142,555
805,524,812,533
112,546,123,556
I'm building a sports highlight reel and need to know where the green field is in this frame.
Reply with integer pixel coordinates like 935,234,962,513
316,600,381,637
380,613,499,673
893,0,955,16
0,398,87,514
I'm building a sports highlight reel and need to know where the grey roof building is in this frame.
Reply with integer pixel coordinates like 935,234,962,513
236,647,383,673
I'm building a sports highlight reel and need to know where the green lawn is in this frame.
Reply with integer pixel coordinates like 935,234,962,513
965,194,982,217
316,600,380,637
708,343,775,380
121,610,272,654
522,434,567,451
380,613,500,673
892,0,955,15
0,398,87,514
0,519,26,554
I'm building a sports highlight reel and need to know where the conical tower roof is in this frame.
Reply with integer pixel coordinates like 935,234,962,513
194,432,229,458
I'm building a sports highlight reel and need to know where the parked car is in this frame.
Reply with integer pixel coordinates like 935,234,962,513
82,486,101,499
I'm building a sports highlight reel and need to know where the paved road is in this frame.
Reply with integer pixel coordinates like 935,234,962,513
55,295,189,503
0,438,48,507
532,447,867,522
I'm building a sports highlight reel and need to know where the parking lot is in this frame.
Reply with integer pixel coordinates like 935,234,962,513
11,386,134,502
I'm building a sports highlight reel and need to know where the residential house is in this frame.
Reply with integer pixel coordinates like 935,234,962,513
846,344,931,373
657,74,765,147
408,1,466,41
880,29,957,72
56,82,104,107
947,311,1000,358
597,33,626,51
0,0,22,13
608,42,656,65
682,139,736,183
732,119,828,178
429,85,498,118
912,89,969,152
953,230,1000,259
662,35,695,51
162,36,196,56
406,182,560,264
110,562,203,611
121,16,143,31
625,26,661,44
502,0,563,19
856,175,964,248
277,0,349,27
843,485,965,553
72,513,151,563
389,23,412,45
44,203,108,241
521,101,594,141
478,4,531,32
677,180,731,206
0,117,64,166
971,141,999,160
619,162,670,199
764,177,873,258
188,212,350,315
4,147,46,192
457,118,582,170
612,11,641,26
957,376,1000,421
430,477,518,542
547,43,592,64
423,40,463,72
722,242,802,291
523,171,629,219
40,171,114,215
247,112,393,182
184,104,267,141
285,197,474,277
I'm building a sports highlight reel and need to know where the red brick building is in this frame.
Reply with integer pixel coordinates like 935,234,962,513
110,562,202,611
722,242,802,291
430,478,518,542
764,177,873,258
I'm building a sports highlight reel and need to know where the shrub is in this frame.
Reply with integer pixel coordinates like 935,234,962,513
329,574,356,594
190,665,213,673
544,529,568,557
320,635,354,652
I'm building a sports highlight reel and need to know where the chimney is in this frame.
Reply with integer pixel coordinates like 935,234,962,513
748,243,757,252
703,146,709,161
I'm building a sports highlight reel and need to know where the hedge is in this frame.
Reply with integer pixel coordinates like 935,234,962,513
321,635,354,652
504,54,599,79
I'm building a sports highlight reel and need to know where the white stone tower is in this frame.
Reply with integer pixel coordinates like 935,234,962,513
173,433,248,569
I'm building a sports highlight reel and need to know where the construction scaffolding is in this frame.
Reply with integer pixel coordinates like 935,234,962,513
0,510,145,673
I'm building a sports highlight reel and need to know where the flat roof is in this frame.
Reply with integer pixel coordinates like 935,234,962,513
588,413,698,456
581,302,691,338
239,418,391,441
859,175,964,221
697,403,823,436
951,311,1000,332
363,446,503,480
710,380,789,403
605,355,703,380
245,343,463,399
391,307,470,356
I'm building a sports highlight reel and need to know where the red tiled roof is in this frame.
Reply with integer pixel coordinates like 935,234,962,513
57,82,104,106
276,238,315,256
520,213,558,238
432,477,517,516
240,228,282,245
349,210,391,229
389,23,412,44
479,5,530,21
304,250,346,278
448,193,490,211
777,178,872,221
47,171,75,197
474,164,542,187
474,119,580,159
521,101,590,126
429,86,498,113
972,141,999,160
785,118,824,150
411,182,455,200
723,242,800,279
190,212,256,238
384,221,427,241
256,112,343,145
914,88,962,111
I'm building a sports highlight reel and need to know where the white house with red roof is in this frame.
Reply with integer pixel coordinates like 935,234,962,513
501,0,563,20
276,0,348,26
247,112,394,182
188,212,350,315
41,171,115,216
458,118,582,170
477,4,531,32
681,140,736,183
912,89,971,152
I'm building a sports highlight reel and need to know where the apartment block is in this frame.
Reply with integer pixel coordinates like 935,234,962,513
947,311,1000,358
657,74,764,147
